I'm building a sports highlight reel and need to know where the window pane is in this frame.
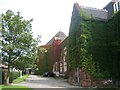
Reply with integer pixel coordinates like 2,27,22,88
115,4,117,12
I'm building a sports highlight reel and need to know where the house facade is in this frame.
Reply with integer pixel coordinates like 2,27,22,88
52,36,62,76
37,31,67,76
59,37,68,78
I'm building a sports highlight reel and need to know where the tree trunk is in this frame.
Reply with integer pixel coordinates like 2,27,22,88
5,53,11,85
4,63,10,85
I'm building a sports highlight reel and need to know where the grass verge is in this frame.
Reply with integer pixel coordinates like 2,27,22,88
13,74,29,83
0,85,33,90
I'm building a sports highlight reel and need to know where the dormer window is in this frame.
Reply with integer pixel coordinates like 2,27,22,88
54,36,61,40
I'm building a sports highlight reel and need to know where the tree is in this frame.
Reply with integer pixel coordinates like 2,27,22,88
1,10,38,84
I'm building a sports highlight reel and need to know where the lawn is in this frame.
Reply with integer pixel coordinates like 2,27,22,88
13,74,29,83
0,85,33,90
0,74,31,90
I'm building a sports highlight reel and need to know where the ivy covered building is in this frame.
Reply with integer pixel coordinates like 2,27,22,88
36,31,67,76
68,0,120,87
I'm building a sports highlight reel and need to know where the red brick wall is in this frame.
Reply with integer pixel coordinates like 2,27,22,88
48,39,62,72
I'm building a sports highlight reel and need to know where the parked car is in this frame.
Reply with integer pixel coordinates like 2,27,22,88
43,72,56,77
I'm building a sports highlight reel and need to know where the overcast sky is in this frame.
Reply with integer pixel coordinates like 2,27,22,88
0,0,111,45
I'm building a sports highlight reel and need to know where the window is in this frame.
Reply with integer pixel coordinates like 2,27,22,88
118,2,120,10
115,3,117,12
113,1,120,13
60,63,62,72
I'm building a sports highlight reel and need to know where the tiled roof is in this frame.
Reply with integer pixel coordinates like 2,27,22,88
46,31,67,45
74,3,108,21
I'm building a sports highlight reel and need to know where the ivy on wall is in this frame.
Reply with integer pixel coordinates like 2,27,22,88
68,8,120,80
35,47,49,75
68,9,98,77
105,11,120,79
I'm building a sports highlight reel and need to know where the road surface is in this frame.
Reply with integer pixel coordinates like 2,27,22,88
12,75,80,88
12,75,118,90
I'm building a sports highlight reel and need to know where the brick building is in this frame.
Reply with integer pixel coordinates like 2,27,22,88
68,0,120,87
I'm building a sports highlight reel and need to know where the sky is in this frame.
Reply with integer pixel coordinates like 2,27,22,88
0,0,111,45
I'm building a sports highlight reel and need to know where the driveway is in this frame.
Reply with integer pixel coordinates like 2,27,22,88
12,75,80,88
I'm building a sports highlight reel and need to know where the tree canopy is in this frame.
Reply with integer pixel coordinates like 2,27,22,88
1,10,38,84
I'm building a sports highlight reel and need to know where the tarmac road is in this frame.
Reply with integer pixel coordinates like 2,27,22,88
12,75,80,88
12,75,119,90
